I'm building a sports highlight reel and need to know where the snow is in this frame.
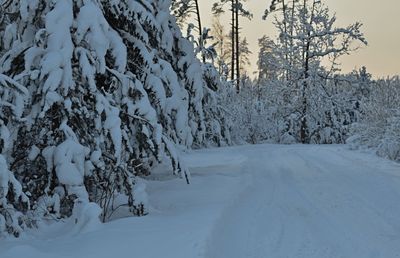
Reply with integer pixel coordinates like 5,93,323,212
54,139,89,187
0,73,28,96
28,145,40,161
42,146,55,172
0,155,11,197
75,0,110,74
44,0,74,93
100,96,122,164
2,144,400,257
0,155,26,202
71,201,102,234
34,194,60,218
0,123,11,151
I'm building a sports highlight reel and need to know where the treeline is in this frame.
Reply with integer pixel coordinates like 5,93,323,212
175,0,399,158
223,1,399,159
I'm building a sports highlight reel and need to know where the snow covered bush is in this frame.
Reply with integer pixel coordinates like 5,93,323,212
0,0,230,234
349,77,400,161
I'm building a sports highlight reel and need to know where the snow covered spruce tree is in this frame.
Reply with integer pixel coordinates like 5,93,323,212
0,0,230,232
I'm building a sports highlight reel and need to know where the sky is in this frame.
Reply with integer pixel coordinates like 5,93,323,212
200,0,400,78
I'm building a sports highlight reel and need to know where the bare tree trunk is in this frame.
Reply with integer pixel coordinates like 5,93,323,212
231,0,235,82
235,0,240,93
289,0,295,81
281,0,290,81
300,54,309,144
300,0,317,144
194,0,206,63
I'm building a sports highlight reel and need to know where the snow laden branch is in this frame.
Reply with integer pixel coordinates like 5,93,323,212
0,74,28,96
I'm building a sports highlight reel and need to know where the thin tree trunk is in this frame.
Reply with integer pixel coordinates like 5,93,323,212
231,0,235,82
289,0,295,80
282,0,290,81
300,0,317,144
194,0,206,63
235,0,240,93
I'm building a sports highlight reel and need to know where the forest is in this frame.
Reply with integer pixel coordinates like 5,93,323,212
0,1,399,254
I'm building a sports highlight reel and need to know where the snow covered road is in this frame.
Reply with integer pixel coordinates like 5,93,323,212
205,145,400,258
2,144,400,258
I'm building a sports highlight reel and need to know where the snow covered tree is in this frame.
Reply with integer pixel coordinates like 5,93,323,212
292,0,366,143
258,0,367,143
0,0,230,234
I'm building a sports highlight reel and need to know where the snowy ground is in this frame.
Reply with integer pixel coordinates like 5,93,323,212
2,144,400,258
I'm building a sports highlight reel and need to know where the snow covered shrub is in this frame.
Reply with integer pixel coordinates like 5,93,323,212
349,77,400,161
0,0,230,232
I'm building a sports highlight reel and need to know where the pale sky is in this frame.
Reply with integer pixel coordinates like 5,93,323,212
200,0,400,78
